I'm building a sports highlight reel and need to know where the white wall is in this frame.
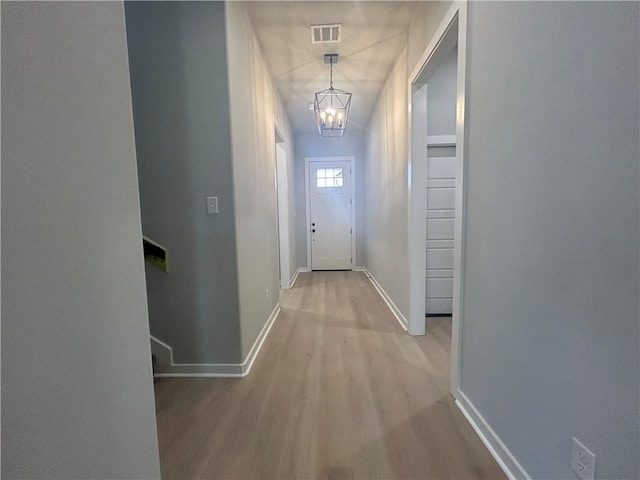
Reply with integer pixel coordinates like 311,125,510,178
1,2,160,477
294,131,367,269
362,1,455,322
407,1,453,76
459,3,639,478
364,50,410,316
226,2,296,358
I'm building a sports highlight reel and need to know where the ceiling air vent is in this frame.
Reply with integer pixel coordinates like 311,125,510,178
311,24,341,44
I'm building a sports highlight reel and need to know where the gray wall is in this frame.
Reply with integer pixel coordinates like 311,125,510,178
427,48,457,168
460,2,639,478
427,47,457,137
2,2,160,477
294,131,367,269
126,2,242,364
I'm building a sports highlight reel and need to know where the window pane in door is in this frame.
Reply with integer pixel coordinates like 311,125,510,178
316,167,344,188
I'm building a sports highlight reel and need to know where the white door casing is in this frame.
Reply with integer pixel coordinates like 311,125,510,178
309,160,351,269
407,1,467,395
275,142,290,288
305,156,355,271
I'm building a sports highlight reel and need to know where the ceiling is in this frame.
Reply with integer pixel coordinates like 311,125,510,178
245,2,418,134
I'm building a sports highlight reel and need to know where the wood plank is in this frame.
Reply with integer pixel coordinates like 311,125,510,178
154,271,505,479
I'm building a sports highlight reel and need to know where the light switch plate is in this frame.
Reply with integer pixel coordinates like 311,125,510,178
206,196,218,214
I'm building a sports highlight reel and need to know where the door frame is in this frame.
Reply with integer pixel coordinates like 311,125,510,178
305,156,356,271
407,1,467,394
274,126,291,289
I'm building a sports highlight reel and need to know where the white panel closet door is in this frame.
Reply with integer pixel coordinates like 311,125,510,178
426,155,456,314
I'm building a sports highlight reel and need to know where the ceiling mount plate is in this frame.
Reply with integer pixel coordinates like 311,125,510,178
324,53,339,65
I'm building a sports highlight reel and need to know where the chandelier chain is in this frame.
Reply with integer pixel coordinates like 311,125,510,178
329,57,334,89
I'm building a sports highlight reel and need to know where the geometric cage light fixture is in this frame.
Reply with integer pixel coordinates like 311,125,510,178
314,53,352,137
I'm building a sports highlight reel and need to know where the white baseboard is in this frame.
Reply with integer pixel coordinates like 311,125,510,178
242,303,281,376
455,390,530,480
290,267,308,287
360,268,408,331
151,303,282,378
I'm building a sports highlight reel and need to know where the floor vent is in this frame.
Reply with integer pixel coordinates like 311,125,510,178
311,24,341,44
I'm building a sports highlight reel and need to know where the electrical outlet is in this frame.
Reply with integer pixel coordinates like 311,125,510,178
571,437,595,480
206,196,218,214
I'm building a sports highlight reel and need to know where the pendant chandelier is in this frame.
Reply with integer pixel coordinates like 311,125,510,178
314,54,352,137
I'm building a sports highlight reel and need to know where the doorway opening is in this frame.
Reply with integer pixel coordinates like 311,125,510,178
407,3,467,394
425,47,458,317
275,126,292,289
304,156,356,271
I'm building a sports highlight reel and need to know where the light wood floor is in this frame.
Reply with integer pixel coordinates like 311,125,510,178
154,271,505,479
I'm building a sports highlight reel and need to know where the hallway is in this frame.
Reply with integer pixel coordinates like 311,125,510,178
154,271,505,479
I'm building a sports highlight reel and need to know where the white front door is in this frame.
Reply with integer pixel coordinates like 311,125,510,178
426,155,456,314
309,160,352,270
